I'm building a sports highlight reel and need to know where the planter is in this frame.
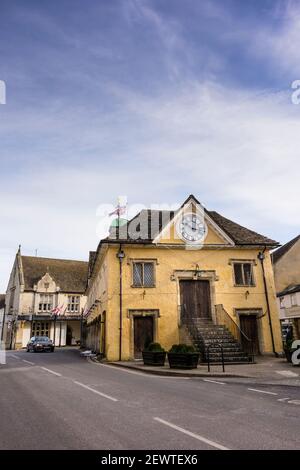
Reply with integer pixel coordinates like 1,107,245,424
167,352,200,369
142,351,166,366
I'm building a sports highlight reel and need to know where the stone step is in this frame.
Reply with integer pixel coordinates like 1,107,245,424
203,338,238,345
207,351,248,358
182,318,250,363
199,346,242,353
202,357,251,363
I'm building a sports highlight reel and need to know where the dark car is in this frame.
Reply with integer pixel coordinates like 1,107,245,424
27,336,55,352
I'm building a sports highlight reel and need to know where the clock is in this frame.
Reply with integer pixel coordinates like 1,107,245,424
176,213,207,244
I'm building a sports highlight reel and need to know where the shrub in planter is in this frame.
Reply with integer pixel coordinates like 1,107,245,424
167,344,200,369
142,342,166,366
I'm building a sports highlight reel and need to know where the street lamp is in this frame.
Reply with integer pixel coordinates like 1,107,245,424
116,247,125,361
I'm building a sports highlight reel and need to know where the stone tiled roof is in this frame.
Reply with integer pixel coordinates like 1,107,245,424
0,294,5,309
277,284,300,297
208,211,278,245
21,256,88,293
272,235,300,264
107,208,278,246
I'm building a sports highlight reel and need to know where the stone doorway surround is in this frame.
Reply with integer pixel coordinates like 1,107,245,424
127,309,160,360
171,270,219,325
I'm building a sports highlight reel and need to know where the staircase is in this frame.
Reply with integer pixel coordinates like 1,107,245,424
182,317,252,364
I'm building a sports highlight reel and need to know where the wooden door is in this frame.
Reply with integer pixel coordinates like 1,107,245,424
134,316,154,358
239,314,260,355
180,280,211,321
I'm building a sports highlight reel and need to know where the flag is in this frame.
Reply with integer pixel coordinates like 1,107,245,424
82,306,89,317
109,205,126,217
51,305,64,316
109,196,127,217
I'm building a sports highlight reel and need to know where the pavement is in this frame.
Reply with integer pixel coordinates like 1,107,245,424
108,356,300,387
0,347,300,450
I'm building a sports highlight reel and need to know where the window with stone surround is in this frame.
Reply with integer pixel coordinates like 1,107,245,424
132,261,155,287
38,294,53,312
67,295,80,312
233,262,254,286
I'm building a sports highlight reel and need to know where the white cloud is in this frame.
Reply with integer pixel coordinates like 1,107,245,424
1,1,300,291
1,79,300,289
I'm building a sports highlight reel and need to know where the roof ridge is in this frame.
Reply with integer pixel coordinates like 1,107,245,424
21,255,88,264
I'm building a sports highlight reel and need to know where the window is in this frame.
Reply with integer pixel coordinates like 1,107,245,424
38,294,53,312
233,263,254,286
32,321,50,337
132,262,155,287
291,294,297,306
279,297,285,308
67,295,80,313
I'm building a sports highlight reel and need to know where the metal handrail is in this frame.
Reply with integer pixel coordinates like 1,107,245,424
207,343,225,373
215,304,254,363
180,304,206,359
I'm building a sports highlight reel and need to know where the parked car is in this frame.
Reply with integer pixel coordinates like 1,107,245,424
27,336,54,352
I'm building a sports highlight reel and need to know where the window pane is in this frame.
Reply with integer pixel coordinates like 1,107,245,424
234,264,244,285
143,263,154,287
133,263,143,286
243,263,253,285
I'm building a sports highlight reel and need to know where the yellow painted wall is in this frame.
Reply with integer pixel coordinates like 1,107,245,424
100,240,282,361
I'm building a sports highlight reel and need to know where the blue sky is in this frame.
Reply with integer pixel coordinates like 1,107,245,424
1,0,300,291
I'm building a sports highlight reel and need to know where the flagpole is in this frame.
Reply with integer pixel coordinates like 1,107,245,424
59,320,62,347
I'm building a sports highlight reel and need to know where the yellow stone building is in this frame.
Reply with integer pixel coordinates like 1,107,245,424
85,195,283,362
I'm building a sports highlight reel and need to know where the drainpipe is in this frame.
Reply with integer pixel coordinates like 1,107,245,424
258,248,277,356
116,245,125,361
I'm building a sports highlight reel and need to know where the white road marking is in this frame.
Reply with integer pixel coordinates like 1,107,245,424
22,359,35,365
10,354,20,360
248,388,278,396
287,400,300,405
73,381,118,402
203,379,226,385
154,417,229,450
40,367,62,377
276,370,298,377
277,397,290,402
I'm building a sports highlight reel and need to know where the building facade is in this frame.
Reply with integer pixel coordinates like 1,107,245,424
0,294,5,345
272,235,300,339
4,248,88,349
85,195,283,361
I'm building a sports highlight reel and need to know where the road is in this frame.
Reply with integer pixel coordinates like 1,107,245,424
0,348,299,450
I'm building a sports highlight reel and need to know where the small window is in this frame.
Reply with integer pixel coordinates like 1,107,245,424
132,262,155,287
32,321,50,337
38,294,53,312
233,263,254,286
291,294,297,306
279,297,285,308
67,295,80,312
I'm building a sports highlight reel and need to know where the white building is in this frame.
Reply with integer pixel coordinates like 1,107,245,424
277,285,300,339
4,247,88,349
272,235,300,340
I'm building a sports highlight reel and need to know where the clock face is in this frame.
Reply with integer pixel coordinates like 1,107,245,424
177,213,207,244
